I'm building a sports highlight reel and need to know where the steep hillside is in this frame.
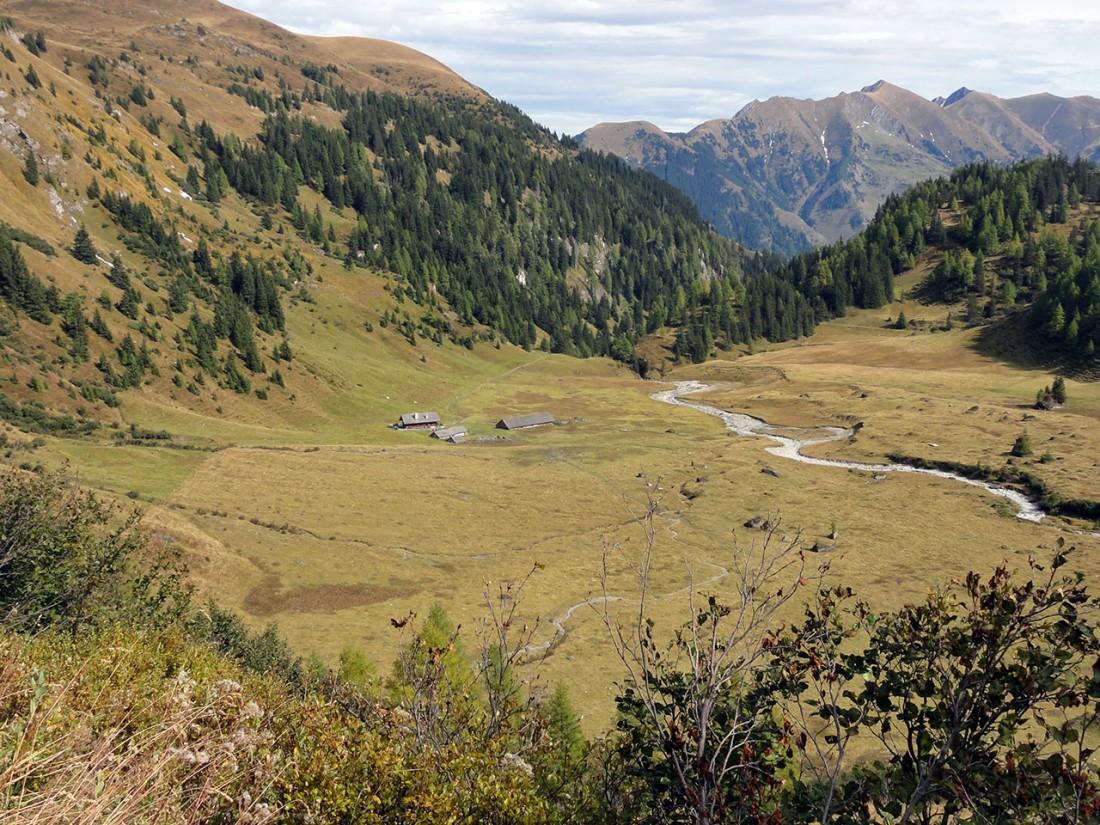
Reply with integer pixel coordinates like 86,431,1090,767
0,0,500,440
579,82,1100,255
0,0,817,444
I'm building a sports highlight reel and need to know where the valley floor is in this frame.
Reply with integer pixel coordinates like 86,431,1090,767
33,307,1100,730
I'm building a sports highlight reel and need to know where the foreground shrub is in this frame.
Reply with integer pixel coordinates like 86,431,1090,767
0,466,189,632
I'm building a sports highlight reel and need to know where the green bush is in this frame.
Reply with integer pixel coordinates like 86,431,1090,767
1010,432,1033,457
0,467,189,632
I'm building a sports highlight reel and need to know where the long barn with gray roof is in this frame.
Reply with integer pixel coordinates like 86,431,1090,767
496,412,554,430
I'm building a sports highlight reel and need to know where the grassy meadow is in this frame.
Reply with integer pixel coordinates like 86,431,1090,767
17,254,1097,730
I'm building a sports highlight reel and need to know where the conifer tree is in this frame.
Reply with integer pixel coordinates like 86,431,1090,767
70,224,98,264
89,308,113,341
1011,432,1033,457
545,682,585,765
1051,375,1067,405
106,251,130,290
185,165,201,194
966,294,981,324
223,351,250,394
22,152,38,186
116,286,140,320
60,293,88,362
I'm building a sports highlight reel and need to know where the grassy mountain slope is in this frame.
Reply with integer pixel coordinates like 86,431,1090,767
0,0,796,448
0,0,500,443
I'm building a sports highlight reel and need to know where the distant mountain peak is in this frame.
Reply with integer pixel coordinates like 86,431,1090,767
938,87,973,107
579,82,1100,255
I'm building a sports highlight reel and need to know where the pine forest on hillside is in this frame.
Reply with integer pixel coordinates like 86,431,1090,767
192,90,816,363
773,155,1100,367
1,6,1098,438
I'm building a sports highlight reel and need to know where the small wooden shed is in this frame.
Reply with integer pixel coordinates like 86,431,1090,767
496,412,554,430
431,426,468,443
398,411,441,430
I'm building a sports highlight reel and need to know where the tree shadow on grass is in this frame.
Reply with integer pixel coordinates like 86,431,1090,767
970,309,1100,381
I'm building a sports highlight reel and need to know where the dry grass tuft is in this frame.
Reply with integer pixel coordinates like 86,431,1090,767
0,632,282,823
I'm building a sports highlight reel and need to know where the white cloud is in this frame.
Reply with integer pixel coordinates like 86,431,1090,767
222,0,1100,135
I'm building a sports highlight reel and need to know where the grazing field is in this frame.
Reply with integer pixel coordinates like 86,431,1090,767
30,305,1100,731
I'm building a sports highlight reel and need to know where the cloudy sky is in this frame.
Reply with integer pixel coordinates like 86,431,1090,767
223,0,1100,136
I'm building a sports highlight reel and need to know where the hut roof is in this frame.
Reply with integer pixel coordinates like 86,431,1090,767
431,426,468,440
496,412,554,430
399,411,441,427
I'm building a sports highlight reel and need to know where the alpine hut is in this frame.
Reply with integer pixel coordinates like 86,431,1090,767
496,412,554,430
431,426,468,443
398,411,441,430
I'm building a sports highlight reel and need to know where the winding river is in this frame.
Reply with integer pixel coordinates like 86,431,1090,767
652,381,1046,523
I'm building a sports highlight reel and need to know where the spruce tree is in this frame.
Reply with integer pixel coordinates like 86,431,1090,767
60,294,88,362
223,351,250,394
545,682,585,765
185,165,201,193
966,294,981,324
107,251,130,289
22,152,38,186
70,224,98,264
1051,376,1067,405
116,286,140,320
1011,432,1033,457
89,308,113,341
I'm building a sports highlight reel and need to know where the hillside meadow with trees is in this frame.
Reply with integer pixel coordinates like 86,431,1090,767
770,156,1100,370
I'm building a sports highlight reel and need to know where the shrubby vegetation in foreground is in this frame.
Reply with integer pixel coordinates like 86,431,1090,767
2,467,1099,823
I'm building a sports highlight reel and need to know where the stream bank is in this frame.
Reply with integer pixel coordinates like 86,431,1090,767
651,381,1045,523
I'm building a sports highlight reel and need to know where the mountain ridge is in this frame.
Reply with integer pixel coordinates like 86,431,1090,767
578,81,1100,254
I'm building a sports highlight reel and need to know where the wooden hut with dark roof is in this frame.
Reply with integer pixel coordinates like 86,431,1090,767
398,411,441,430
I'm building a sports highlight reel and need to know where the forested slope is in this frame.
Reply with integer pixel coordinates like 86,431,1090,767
0,0,823,436
770,155,1100,369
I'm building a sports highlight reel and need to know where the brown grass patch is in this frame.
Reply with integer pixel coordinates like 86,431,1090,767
245,578,402,616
